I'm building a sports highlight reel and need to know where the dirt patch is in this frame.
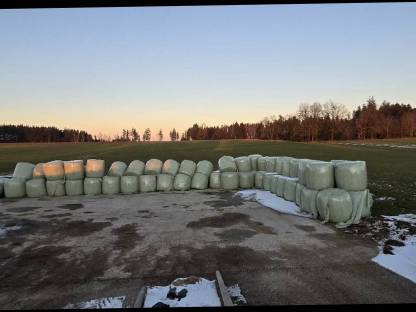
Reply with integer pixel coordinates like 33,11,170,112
138,210,150,214
6,206,42,213
214,228,257,243
203,191,245,208
57,203,84,210
171,276,201,286
83,211,94,214
112,223,143,255
0,198,21,203
42,213,72,219
295,225,316,233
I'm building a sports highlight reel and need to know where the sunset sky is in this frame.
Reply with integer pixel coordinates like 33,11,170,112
1,3,415,140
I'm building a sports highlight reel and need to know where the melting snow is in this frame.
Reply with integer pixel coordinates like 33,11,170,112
0,225,22,236
64,296,125,309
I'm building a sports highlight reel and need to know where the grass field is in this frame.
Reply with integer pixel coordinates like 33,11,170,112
1,139,415,216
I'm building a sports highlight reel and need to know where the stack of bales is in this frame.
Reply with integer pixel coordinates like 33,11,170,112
64,160,84,196
85,159,105,195
122,160,144,194
192,160,214,190
174,160,197,191
4,162,35,198
158,159,178,191
102,161,125,195
142,159,162,192
217,156,239,190
25,163,47,198
43,160,66,197
235,156,254,189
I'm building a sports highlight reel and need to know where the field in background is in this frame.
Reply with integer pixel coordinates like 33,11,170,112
1,139,415,216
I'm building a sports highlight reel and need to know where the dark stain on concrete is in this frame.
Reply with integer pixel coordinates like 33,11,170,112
138,210,150,213
214,228,257,243
295,225,316,233
0,198,20,203
83,211,94,214
37,197,51,201
106,217,118,221
162,205,170,208
203,191,245,208
43,213,72,219
44,209,53,212
57,203,84,210
112,223,143,255
6,206,42,213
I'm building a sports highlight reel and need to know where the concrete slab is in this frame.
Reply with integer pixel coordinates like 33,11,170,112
0,190,415,308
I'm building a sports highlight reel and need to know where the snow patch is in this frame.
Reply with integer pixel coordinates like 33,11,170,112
227,284,247,305
64,296,125,309
376,196,395,201
0,225,22,236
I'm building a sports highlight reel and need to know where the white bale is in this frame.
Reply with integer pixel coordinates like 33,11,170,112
65,180,84,196
254,171,265,189
300,187,319,218
289,159,300,178
85,159,105,178
263,172,275,191
209,171,221,189
281,157,293,176
331,160,349,166
64,160,84,180
221,172,239,190
26,179,47,197
334,161,367,191
102,176,120,195
107,161,127,177
124,160,145,176
276,176,286,197
13,162,35,181
162,159,180,176
46,180,66,197
84,177,102,195
235,156,251,172
42,160,65,181
265,157,276,172
348,189,373,221
139,175,156,192
257,157,267,171
191,172,209,190
297,159,313,185
32,163,45,179
284,179,298,202
239,172,254,189
196,160,214,176
174,173,191,191
274,157,283,174
122,176,140,194
4,178,26,198
144,159,163,175
295,183,304,207
270,175,280,194
317,188,353,224
248,154,262,171
305,161,334,190
179,160,197,177
157,173,174,191
218,156,237,172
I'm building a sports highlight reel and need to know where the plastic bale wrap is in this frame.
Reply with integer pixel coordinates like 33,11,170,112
86,159,105,178
191,172,209,190
4,178,26,198
122,176,140,194
276,176,287,197
284,179,298,202
139,175,156,193
220,172,239,190
305,161,334,190
46,180,66,197
264,157,276,172
317,188,353,225
65,180,84,196
42,160,65,181
300,187,319,218
274,157,283,174
64,160,84,180
254,171,265,189
295,183,305,207
84,178,102,195
144,159,163,175
196,160,214,176
162,159,180,176
157,174,174,191
26,179,47,197
235,156,251,172
263,173,276,191
125,160,145,176
257,157,267,171
297,159,313,185
107,161,127,177
102,176,120,195
239,172,254,189
179,160,197,177
13,162,35,181
218,156,237,172
334,161,367,191
209,171,221,189
174,173,191,191
331,160,349,166
248,154,262,171
270,175,280,194
289,159,300,178
32,163,45,179
281,157,293,176
349,189,373,220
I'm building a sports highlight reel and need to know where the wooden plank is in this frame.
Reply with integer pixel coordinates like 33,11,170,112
133,286,147,308
216,270,233,307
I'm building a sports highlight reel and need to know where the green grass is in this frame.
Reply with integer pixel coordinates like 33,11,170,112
1,139,415,216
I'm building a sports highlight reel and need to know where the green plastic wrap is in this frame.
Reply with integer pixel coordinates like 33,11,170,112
174,173,191,191
4,178,26,198
274,157,283,174
263,172,275,191
300,187,319,217
295,183,304,207
276,176,286,197
235,156,251,172
64,160,84,180
13,162,35,181
289,159,300,178
32,163,45,179
162,159,180,176
65,179,84,196
220,172,239,190
121,176,140,194
139,175,156,192
157,173,174,191
191,172,209,190
257,157,267,171
218,156,237,172
102,176,120,195
297,159,313,185
254,171,265,189
125,160,145,176
144,159,163,175
209,171,221,189
107,161,127,177
281,157,293,176
86,159,105,178
265,157,276,172
46,180,66,197
26,179,47,197
248,154,262,171
317,188,353,224
196,160,214,176
270,175,280,194
305,161,334,190
284,179,297,202
179,160,197,177
43,160,65,181
334,161,367,191
84,178,102,195
239,171,254,189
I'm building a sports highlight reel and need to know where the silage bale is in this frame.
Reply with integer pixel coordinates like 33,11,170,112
13,162,35,181
124,160,145,176
300,187,319,217
257,157,267,171
179,160,197,177
275,157,283,174
144,159,163,175
64,160,84,180
276,176,287,197
42,160,65,181
254,171,265,189
218,156,237,172
270,175,280,194
331,159,349,166
289,159,300,178
107,161,127,177
196,160,214,176
295,183,304,207
46,180,66,197
84,177,102,195
174,173,191,191
139,175,156,193
65,180,84,196
349,189,373,219
191,172,209,190
239,172,254,189
263,173,275,191
334,161,367,191
4,178,26,198
102,176,120,195
235,156,251,172
122,176,140,194
284,179,298,202
316,188,353,224
220,172,239,190
265,157,276,172
248,154,262,171
305,161,334,190
297,159,313,185
162,159,180,176
157,173,174,191
32,163,45,179
85,159,105,178
209,171,221,189
26,179,47,198
281,157,293,176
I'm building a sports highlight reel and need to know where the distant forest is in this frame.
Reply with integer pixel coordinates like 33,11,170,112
1,97,415,143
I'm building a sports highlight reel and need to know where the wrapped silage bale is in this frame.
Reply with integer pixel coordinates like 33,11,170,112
191,172,209,190
32,163,45,179
265,157,276,172
107,161,127,177
65,180,83,196
295,183,305,207
46,180,66,197
239,172,254,189
248,154,262,171
196,160,214,176
102,176,120,195
84,178,102,195
270,175,280,194
334,161,367,191
254,171,265,189
276,176,287,197
162,159,180,176
157,173,174,191
220,172,239,190
64,160,84,180
13,162,35,181
348,189,373,220
174,173,191,191
257,157,267,171
297,159,313,185
235,156,251,172
43,160,65,181
305,161,334,190
281,157,293,176
85,159,105,178
209,171,221,189
122,176,140,194
139,175,156,192
124,160,145,176
4,178,26,198
289,159,300,178
316,188,353,225
263,173,275,191
275,157,283,174
218,156,237,172
179,160,197,177
144,159,163,175
331,159,349,166
300,187,319,218
284,179,298,202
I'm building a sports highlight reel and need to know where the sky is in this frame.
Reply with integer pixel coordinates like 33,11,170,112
1,3,416,140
